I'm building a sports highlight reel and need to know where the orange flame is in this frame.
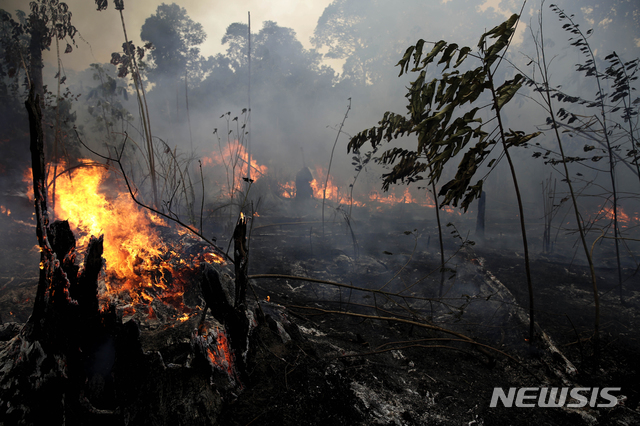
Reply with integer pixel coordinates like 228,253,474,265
275,166,465,214
600,205,630,222
280,181,296,199
205,328,235,377
310,166,346,203
202,140,268,195
48,160,223,314
52,162,166,297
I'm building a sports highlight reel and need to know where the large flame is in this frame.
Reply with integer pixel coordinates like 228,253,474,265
49,160,223,314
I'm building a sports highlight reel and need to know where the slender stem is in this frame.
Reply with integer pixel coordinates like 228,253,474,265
537,3,599,360
118,8,158,209
323,99,351,235
486,65,535,343
428,164,446,297
561,10,622,308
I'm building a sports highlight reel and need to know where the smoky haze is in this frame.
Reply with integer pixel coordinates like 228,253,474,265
1,0,639,256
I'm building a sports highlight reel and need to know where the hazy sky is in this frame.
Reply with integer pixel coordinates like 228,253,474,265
2,0,509,72
2,0,334,71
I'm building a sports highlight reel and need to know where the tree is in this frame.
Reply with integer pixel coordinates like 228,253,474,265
312,0,494,86
0,2,79,183
140,3,206,149
85,63,134,147
348,14,541,341
207,20,335,128
140,2,206,85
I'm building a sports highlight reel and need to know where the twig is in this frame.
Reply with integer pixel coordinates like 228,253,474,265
74,130,230,262
323,98,351,235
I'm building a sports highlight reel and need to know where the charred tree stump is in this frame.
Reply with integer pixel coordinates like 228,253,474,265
233,215,248,308
24,87,49,340
200,265,249,376
198,216,252,382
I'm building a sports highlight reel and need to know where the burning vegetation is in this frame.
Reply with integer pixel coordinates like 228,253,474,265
0,2,639,426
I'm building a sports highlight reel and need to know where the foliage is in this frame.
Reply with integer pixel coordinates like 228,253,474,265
25,0,77,51
85,63,133,143
140,3,206,85
221,20,332,86
348,14,539,212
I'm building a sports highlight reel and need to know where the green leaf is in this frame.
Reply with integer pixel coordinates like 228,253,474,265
396,45,415,76
422,40,448,67
438,43,459,70
494,74,524,110
454,46,472,68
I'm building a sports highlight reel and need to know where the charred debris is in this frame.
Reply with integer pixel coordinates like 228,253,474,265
0,91,636,426
1,3,639,426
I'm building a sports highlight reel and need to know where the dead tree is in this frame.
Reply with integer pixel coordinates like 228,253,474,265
200,215,251,381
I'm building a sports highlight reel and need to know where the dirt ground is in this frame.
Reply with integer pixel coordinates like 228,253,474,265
1,197,639,425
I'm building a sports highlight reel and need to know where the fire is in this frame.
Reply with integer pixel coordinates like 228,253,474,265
598,204,636,227
369,187,421,205
275,166,465,214
310,166,346,203
205,327,235,377
202,140,268,195
52,162,166,295
280,181,296,199
48,160,224,314
0,205,10,216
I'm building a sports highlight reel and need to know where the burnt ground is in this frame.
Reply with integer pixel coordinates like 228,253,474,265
1,196,640,425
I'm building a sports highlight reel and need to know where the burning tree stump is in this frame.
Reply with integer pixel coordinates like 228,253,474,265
197,215,252,383
1,87,236,425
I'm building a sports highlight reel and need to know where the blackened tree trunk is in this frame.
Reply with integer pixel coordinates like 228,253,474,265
24,87,49,340
28,21,45,105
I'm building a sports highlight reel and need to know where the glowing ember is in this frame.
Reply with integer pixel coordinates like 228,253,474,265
0,205,10,216
205,328,235,377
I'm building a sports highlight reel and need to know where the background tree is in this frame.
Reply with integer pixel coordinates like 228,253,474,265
85,63,134,148
348,14,541,341
140,2,206,136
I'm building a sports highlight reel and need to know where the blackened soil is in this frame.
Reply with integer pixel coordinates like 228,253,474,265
2,209,640,425
476,245,640,413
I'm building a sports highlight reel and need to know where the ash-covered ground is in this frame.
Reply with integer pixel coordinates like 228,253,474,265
1,194,639,425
